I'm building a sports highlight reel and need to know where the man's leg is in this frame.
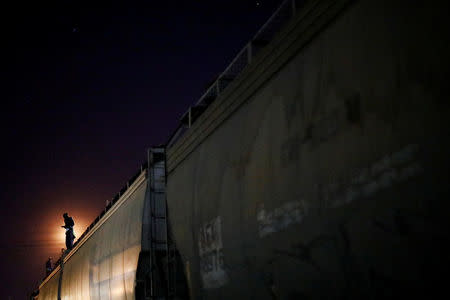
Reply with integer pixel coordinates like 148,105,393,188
65,231,70,250
68,229,74,249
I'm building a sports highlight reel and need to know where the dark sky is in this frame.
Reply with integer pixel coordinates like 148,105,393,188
2,0,283,298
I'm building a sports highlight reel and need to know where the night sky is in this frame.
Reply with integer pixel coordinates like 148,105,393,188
2,1,282,298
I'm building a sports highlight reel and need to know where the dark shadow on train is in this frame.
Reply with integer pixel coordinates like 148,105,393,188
136,230,190,299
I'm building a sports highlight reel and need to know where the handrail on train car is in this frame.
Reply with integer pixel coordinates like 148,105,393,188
166,0,307,148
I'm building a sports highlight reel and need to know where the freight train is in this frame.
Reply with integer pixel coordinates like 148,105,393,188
33,0,450,298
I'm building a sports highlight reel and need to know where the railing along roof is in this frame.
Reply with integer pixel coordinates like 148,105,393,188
167,0,306,147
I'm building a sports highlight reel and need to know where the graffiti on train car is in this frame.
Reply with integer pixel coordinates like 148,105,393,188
256,144,423,238
199,216,228,289
257,201,306,237
321,144,423,208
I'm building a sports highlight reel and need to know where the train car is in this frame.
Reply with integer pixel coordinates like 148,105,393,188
34,0,450,298
165,0,450,298
36,148,188,299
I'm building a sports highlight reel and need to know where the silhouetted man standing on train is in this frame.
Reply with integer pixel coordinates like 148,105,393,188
62,213,75,250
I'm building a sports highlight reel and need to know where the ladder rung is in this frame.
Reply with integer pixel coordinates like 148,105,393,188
151,214,166,219
150,190,165,194
152,240,167,245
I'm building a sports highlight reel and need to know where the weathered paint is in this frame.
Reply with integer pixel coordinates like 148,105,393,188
257,201,305,237
166,0,450,298
198,216,228,289
322,143,423,208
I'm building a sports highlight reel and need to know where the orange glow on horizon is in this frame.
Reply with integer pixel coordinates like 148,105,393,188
39,200,104,261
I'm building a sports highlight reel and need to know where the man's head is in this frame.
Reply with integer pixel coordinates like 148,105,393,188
63,213,68,218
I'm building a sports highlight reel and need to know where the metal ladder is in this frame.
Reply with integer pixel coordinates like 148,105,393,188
148,148,175,299
167,217,177,298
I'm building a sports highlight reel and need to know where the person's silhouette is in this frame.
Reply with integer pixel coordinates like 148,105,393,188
62,213,75,250
45,257,53,276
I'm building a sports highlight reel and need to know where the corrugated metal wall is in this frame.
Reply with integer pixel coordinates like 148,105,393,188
39,175,147,300
38,269,60,299
166,0,450,298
